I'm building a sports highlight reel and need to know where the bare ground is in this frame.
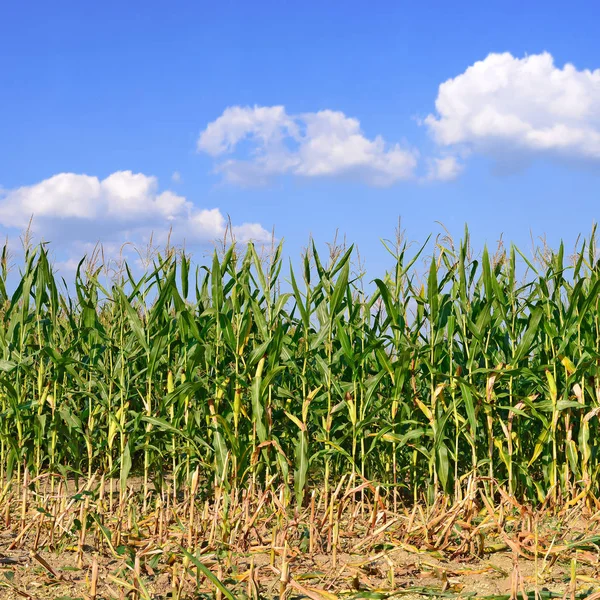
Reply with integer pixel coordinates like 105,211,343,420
1,476,600,599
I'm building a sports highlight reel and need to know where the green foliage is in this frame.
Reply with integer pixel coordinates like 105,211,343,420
1,228,600,506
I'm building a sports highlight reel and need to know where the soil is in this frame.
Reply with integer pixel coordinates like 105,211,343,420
2,531,598,599
1,477,600,599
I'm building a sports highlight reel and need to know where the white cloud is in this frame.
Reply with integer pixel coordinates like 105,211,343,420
198,106,418,186
0,170,270,249
171,171,182,183
199,106,297,157
426,52,600,164
426,156,463,182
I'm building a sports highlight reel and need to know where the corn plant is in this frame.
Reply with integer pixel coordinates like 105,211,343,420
1,227,600,509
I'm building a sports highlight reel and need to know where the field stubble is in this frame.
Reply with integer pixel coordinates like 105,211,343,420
1,474,600,599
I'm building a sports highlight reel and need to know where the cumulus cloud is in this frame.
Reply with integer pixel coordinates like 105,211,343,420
198,106,418,186
0,170,270,250
426,156,463,181
426,52,600,165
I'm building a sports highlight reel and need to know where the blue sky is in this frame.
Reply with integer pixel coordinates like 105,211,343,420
1,1,599,275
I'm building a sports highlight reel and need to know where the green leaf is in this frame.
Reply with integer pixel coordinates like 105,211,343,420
181,549,236,600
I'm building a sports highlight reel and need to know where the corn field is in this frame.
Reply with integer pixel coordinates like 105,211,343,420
1,227,600,510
